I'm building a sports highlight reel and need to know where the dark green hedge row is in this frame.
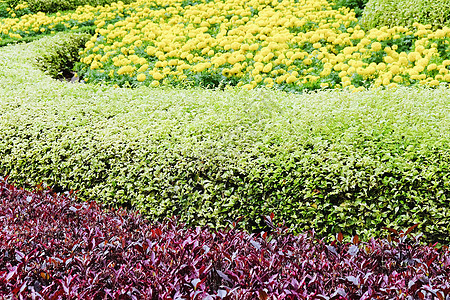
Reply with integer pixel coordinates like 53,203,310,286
0,85,449,244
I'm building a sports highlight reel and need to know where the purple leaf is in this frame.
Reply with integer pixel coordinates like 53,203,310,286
326,245,338,256
191,278,201,289
217,289,227,298
348,245,359,256
216,270,232,283
313,295,330,300
5,266,18,282
250,240,261,251
345,275,359,287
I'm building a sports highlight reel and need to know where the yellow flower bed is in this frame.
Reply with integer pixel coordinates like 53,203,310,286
2,0,450,92
0,2,126,38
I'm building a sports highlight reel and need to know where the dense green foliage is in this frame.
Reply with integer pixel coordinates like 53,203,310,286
361,0,450,30
0,1,8,17
0,0,136,15
332,0,369,18
1,42,449,244
33,32,90,78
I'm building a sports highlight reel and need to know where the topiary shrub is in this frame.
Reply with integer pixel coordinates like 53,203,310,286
33,32,90,79
361,0,450,30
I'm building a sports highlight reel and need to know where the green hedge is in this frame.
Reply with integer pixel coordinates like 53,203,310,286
32,32,90,79
0,41,449,244
361,0,450,30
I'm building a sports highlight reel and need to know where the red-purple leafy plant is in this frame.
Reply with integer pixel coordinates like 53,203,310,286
1,178,450,299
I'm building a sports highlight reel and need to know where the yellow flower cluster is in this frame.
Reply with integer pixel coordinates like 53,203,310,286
77,0,360,90
3,2,29,18
3,0,450,92
75,0,450,91
0,2,129,39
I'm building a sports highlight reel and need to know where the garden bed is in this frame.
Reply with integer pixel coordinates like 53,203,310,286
0,41,449,243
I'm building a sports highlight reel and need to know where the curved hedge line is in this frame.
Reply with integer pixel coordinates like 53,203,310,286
361,0,450,30
0,41,449,244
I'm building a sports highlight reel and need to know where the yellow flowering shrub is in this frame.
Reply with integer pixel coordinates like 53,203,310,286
2,0,450,92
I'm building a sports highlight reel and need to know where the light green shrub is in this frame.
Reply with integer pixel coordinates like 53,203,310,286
33,32,90,79
1,83,449,244
361,0,450,30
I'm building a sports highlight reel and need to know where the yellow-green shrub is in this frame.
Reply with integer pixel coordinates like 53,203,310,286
361,0,450,30
33,32,90,78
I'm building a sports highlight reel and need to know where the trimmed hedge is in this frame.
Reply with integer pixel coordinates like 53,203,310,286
2,179,450,298
361,0,450,30
33,32,90,79
0,41,450,244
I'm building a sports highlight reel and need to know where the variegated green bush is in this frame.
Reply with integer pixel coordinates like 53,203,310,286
361,0,450,30
33,32,90,78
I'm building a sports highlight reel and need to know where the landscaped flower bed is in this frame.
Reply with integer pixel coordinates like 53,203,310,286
1,0,450,297
0,0,449,243
1,178,450,298
1,0,450,92
74,0,450,92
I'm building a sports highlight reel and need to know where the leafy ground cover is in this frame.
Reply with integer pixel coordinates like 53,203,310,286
1,0,450,92
0,41,449,244
1,178,450,299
